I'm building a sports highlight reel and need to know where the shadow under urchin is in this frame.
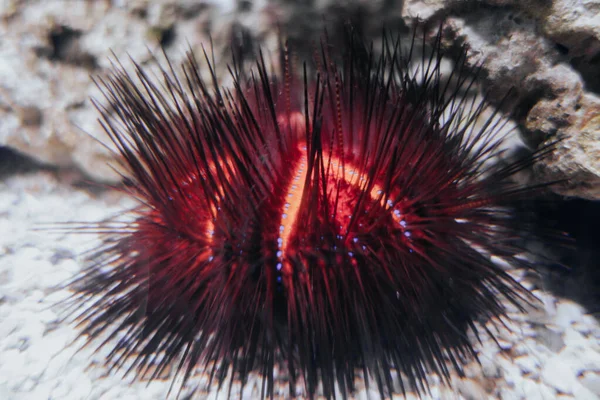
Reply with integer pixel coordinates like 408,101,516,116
61,23,561,399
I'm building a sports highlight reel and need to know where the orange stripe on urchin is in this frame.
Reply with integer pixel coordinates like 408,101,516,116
61,24,559,400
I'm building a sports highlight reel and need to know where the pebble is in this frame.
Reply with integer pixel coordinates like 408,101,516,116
499,386,518,399
572,382,599,400
456,379,487,400
562,346,600,375
28,381,57,400
580,316,600,339
514,355,540,375
501,361,523,387
563,326,590,349
0,349,26,389
516,378,556,400
50,379,72,399
15,315,45,343
480,355,501,378
542,356,578,394
554,301,584,329
63,375,93,400
535,325,565,353
580,371,600,396
0,313,21,344
574,321,595,336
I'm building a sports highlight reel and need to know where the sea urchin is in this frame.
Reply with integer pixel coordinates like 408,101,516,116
64,24,556,399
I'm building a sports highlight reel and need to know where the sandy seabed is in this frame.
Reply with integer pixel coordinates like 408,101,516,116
0,171,599,400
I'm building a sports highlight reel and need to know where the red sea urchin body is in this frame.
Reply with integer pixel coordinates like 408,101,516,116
65,26,555,399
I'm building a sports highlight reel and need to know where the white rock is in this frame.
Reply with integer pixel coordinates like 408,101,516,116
44,343,80,381
542,356,578,394
51,381,73,399
554,301,584,329
38,260,76,288
8,257,53,291
535,325,565,353
563,326,590,349
15,314,45,341
574,321,594,336
572,381,600,400
516,378,556,400
62,375,92,400
561,346,600,375
456,379,487,400
579,315,600,339
99,394,142,400
515,355,540,375
28,381,55,400
19,378,37,392
0,349,26,385
140,380,171,399
34,309,57,324
499,386,519,399
501,361,523,387
580,371,600,396
480,354,501,378
27,330,69,363
0,313,21,344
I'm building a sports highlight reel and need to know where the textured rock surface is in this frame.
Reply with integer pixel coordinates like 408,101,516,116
0,0,599,196
0,0,239,181
440,3,600,200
